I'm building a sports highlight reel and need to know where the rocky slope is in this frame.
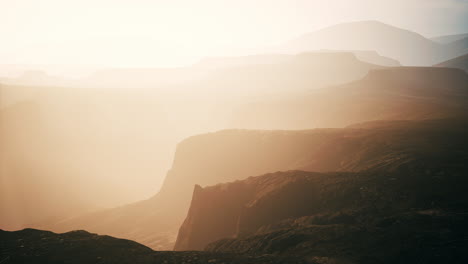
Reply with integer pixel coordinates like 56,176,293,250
231,67,468,130
175,118,468,252
0,229,305,264
204,169,468,264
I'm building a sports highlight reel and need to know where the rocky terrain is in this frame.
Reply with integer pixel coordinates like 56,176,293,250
172,119,468,263
175,118,468,249
0,229,307,264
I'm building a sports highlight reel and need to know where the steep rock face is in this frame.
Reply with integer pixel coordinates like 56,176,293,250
175,119,468,253
231,67,468,130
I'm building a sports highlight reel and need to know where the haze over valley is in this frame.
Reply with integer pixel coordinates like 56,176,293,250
1,1,468,263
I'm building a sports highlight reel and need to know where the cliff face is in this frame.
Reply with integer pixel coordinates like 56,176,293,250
175,119,468,254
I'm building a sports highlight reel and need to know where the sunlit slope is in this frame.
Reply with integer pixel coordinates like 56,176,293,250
231,67,468,129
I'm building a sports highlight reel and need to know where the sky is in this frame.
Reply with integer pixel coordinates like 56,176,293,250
1,0,468,67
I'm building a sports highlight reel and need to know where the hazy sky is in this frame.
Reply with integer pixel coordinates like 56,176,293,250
1,0,468,67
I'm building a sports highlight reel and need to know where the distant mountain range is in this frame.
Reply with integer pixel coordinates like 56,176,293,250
282,20,467,66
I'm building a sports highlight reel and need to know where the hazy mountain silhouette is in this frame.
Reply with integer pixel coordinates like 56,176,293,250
431,33,468,44
174,119,468,264
231,67,468,130
282,20,462,66
445,37,468,59
200,52,383,94
435,53,468,72
196,51,399,68
328,50,400,66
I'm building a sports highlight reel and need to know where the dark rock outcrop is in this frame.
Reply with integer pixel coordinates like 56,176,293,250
0,228,154,264
0,229,307,264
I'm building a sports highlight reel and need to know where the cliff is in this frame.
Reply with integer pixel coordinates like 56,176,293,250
175,118,468,256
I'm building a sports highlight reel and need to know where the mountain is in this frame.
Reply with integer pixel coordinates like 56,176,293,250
435,53,468,72
230,67,468,130
283,21,442,65
282,21,468,66
431,33,468,44
174,119,468,263
0,229,306,264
